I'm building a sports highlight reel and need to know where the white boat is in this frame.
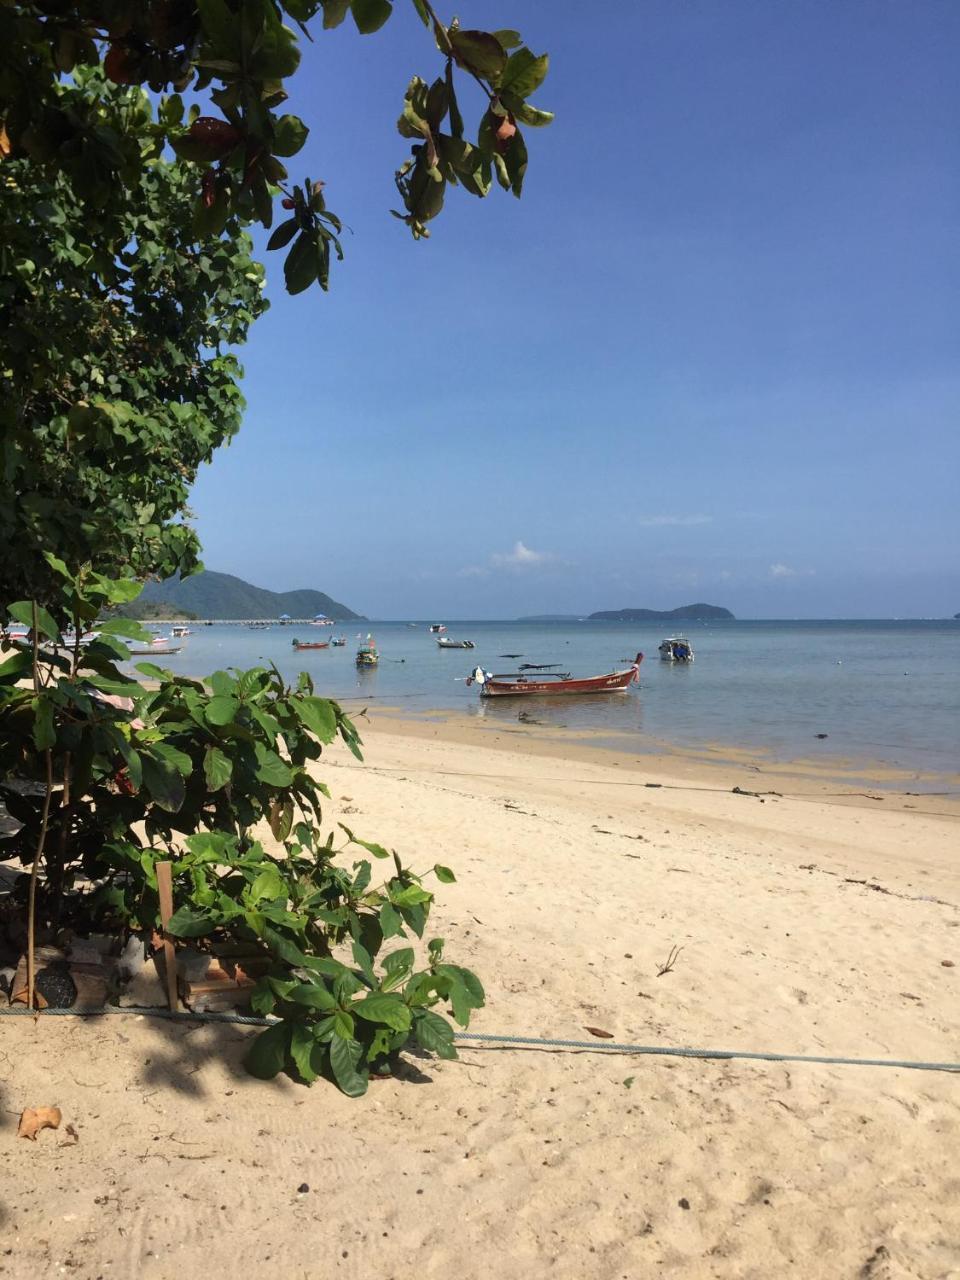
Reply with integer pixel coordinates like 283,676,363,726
171,625,191,637
437,637,475,650
429,624,446,634
658,636,694,663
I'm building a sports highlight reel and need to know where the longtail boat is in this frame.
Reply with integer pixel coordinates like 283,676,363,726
356,635,379,667
292,638,329,651
437,637,475,649
467,653,643,698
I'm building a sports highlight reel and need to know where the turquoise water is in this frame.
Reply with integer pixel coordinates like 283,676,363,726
134,620,960,778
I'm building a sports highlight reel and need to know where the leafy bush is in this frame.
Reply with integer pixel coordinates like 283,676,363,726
0,560,482,1095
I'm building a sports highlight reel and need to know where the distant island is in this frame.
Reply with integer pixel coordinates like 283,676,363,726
119,570,363,621
589,603,735,622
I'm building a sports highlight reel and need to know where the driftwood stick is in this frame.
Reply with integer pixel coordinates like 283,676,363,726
155,861,178,1012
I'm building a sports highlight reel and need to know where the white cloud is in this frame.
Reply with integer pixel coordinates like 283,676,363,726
460,540,559,578
490,540,553,569
635,514,713,528
769,563,815,579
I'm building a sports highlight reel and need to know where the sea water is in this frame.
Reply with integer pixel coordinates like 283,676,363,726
133,620,960,779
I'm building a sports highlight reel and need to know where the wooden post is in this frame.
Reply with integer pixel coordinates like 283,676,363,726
155,861,178,1012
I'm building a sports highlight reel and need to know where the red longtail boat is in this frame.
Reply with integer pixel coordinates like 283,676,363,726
467,653,643,698
292,639,330,651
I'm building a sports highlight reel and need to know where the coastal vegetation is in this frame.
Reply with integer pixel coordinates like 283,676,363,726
0,1,548,1089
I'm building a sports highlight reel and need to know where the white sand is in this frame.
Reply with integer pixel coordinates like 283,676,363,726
2,713,958,1278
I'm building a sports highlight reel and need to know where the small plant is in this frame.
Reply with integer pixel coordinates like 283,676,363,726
0,559,483,1095
656,944,683,977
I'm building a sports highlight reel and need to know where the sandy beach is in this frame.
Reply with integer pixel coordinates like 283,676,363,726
2,711,958,1279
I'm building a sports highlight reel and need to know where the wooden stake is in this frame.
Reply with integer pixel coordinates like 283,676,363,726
155,861,178,1012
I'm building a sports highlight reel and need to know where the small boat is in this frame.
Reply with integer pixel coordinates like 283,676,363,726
437,637,476,650
292,638,330,651
331,636,346,647
658,636,694,663
171,625,191,637
356,635,379,667
468,654,643,698
428,624,447,634
129,640,182,656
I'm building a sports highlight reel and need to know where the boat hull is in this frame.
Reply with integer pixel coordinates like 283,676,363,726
479,667,638,697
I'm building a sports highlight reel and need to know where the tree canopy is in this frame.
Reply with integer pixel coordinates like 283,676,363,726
1,1,553,290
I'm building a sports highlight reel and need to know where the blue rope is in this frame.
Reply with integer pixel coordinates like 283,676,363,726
3,1006,957,1073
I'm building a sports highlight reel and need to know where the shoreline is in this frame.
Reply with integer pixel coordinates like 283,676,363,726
347,702,960,814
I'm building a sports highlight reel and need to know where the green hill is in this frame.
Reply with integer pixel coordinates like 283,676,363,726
589,603,734,622
126,571,363,621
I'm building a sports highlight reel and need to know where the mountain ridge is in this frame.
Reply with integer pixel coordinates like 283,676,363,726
126,570,363,621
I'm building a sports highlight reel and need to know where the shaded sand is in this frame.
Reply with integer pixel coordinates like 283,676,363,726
2,712,959,1278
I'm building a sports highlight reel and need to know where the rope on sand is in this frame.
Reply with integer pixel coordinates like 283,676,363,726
3,1006,958,1073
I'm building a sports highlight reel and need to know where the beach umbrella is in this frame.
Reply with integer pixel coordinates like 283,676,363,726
313,613,327,621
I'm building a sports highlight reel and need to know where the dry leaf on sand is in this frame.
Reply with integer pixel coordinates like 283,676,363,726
584,1026,615,1039
17,1106,62,1141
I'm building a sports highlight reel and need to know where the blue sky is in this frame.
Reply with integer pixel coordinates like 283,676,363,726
190,0,959,619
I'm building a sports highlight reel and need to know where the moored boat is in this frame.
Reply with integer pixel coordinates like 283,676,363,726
292,638,330,650
171,625,191,637
128,637,182,657
658,636,694,663
428,624,446,634
331,636,346,647
468,654,642,697
437,637,475,649
356,635,379,667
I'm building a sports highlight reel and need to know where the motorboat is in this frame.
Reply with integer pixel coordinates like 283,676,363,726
356,635,379,667
428,624,446,634
658,636,694,663
436,637,475,649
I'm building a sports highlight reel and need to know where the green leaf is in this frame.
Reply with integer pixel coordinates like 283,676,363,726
378,901,403,939
297,695,337,743
333,1009,355,1039
205,694,239,725
320,0,351,27
433,864,456,884
511,100,554,129
414,1009,458,1059
351,0,393,35
254,745,293,787
166,907,217,937
140,751,186,812
134,662,171,681
97,619,153,642
355,993,411,1032
203,745,233,790
383,947,414,975
267,218,299,251
492,29,522,49
338,824,390,859
286,982,337,1011
499,48,549,98
290,1023,320,1083
244,1022,291,1080
351,940,375,983
8,601,59,642
208,670,237,697
150,741,193,777
328,1035,368,1096
0,651,33,682
273,115,309,157
32,696,56,750
449,30,507,81
409,0,429,24
284,232,318,294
